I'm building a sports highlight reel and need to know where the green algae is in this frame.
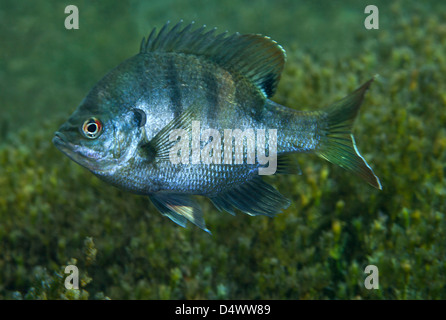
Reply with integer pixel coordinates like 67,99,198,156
1,0,446,299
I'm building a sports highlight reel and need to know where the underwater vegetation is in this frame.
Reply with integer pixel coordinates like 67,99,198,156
1,1,445,299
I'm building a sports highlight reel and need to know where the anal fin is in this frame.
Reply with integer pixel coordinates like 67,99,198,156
210,177,290,217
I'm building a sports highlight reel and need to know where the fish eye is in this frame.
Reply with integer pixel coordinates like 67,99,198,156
82,117,103,139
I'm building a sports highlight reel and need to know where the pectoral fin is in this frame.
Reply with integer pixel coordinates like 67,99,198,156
139,101,202,161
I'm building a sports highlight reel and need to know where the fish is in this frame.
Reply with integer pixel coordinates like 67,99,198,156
53,21,382,234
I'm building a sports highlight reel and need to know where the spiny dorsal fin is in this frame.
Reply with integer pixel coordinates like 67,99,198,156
140,21,286,98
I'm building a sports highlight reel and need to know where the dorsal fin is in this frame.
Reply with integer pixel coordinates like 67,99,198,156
140,21,286,97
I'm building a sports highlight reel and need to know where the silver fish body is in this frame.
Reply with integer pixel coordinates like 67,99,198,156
53,21,381,232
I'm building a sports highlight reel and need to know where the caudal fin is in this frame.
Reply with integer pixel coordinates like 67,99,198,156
316,78,382,189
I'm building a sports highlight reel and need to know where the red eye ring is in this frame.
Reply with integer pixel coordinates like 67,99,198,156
82,117,102,139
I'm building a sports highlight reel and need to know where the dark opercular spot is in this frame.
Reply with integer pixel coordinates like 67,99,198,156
133,108,147,127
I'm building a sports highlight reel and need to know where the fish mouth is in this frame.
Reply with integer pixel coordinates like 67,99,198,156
52,131,71,153
52,131,99,168
52,131,116,172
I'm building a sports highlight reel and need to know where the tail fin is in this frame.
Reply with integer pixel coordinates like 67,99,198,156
316,78,382,189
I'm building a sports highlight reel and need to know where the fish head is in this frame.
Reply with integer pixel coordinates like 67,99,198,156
53,95,146,174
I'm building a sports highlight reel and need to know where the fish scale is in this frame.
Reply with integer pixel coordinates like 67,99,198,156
53,21,381,233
